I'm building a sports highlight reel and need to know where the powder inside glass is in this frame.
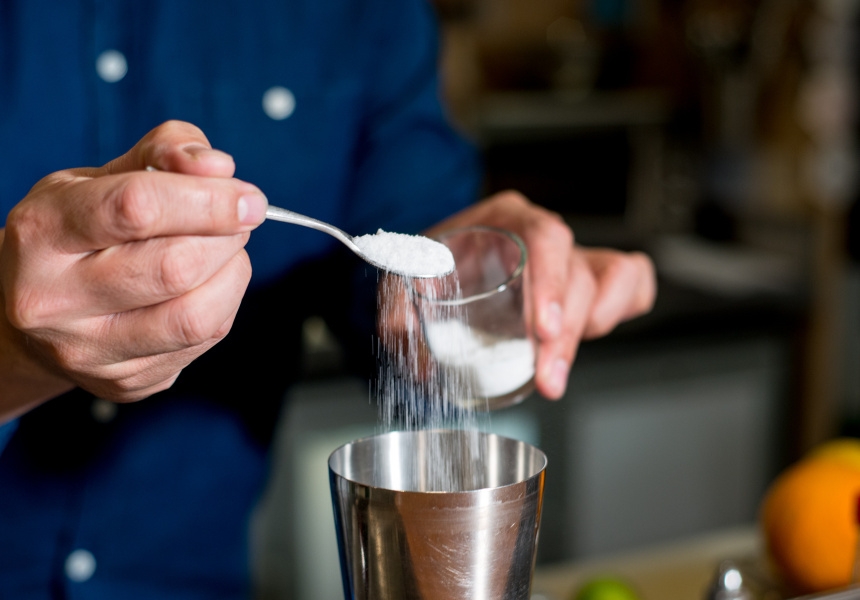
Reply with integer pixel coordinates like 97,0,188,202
423,319,535,399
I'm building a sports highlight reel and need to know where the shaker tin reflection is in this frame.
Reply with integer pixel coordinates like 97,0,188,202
328,429,547,600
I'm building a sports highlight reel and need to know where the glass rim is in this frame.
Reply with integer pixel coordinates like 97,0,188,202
414,225,527,306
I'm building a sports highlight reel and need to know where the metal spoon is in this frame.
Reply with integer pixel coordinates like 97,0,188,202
144,167,452,278
265,205,454,278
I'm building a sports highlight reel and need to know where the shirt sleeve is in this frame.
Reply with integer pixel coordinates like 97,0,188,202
0,420,18,455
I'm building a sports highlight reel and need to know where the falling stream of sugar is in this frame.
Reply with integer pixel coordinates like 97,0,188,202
371,241,490,492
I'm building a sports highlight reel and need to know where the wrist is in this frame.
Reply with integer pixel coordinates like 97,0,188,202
0,278,74,424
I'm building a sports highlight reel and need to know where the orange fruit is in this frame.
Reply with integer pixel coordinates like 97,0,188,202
807,437,860,472
760,455,860,593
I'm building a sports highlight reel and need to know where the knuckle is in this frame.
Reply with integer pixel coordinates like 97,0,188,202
159,119,185,131
211,314,235,340
634,250,657,279
610,251,656,314
105,358,187,402
234,249,253,283
496,189,529,206
51,345,94,377
146,119,192,144
544,214,573,245
511,198,572,243
113,378,169,402
581,311,613,342
4,202,44,251
146,120,205,156
177,313,213,348
98,382,150,403
159,119,200,137
157,246,198,296
587,312,616,339
112,177,160,237
633,254,658,312
4,172,76,250
602,252,631,281
6,290,52,331
170,306,219,348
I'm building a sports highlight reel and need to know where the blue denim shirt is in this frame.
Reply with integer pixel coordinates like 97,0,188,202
0,1,480,597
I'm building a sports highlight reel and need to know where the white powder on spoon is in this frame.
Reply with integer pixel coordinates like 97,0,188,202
353,229,454,278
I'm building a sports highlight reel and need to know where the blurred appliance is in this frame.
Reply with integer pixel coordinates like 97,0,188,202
477,88,669,248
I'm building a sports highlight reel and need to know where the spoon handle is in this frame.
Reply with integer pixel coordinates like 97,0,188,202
145,166,369,264
265,205,361,253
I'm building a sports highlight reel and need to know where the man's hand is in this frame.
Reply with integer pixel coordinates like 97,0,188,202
0,121,268,420
425,190,656,400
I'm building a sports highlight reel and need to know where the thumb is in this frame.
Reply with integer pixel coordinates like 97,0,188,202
103,120,236,178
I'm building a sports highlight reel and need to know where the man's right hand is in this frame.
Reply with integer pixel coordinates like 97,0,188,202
0,120,268,421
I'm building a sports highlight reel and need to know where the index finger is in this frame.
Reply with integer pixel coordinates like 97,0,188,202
49,169,267,252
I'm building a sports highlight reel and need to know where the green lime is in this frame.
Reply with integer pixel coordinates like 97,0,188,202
571,576,641,600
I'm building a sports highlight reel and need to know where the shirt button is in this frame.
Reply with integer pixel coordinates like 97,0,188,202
90,398,117,423
65,549,97,582
96,49,128,83
262,86,296,120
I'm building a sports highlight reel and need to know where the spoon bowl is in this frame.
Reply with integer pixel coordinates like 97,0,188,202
265,205,454,279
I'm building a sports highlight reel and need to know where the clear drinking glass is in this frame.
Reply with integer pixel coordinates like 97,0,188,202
410,225,535,411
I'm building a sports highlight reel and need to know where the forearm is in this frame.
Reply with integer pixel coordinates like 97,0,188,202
0,229,74,423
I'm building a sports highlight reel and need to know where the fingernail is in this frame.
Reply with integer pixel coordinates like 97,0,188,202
543,359,569,399
183,144,210,158
542,302,563,338
238,193,268,224
184,145,233,163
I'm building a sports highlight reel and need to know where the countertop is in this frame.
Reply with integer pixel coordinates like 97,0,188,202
531,525,763,600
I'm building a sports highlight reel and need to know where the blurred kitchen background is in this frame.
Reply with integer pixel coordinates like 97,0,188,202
252,0,860,598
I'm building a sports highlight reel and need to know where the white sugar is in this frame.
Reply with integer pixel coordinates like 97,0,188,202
373,274,489,491
424,320,535,398
354,229,454,278
369,232,533,491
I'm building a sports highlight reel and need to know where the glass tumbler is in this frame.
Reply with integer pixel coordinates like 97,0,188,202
411,225,535,410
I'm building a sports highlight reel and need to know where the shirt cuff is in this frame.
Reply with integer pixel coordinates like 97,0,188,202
0,419,18,455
